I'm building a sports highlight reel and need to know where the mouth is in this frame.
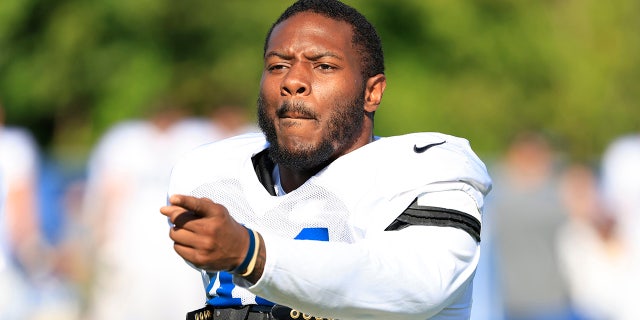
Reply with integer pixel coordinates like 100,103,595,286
276,101,317,120
279,111,315,120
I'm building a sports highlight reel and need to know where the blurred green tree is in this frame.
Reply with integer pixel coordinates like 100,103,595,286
1,0,638,162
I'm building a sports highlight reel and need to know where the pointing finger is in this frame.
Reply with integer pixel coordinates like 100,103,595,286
167,194,218,218
159,204,188,224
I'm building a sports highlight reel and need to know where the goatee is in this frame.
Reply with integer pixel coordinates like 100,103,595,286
257,94,364,172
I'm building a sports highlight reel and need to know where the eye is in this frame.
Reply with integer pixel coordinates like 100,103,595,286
317,63,335,71
267,64,289,74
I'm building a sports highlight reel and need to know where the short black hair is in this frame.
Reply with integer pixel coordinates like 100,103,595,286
264,0,384,79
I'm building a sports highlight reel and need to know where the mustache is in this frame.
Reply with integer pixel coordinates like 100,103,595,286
276,100,318,119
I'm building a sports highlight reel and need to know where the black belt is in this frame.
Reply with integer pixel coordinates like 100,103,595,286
186,304,333,320
186,305,273,320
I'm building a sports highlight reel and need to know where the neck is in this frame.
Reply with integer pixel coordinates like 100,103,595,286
277,127,375,193
278,165,321,193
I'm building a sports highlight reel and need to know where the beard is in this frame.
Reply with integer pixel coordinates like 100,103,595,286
257,92,365,172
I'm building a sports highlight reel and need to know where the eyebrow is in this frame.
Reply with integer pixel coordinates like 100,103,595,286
265,51,291,60
265,51,343,61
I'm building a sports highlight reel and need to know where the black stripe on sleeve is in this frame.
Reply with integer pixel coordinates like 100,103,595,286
385,198,481,242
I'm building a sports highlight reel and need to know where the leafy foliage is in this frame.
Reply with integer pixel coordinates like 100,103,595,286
1,0,638,161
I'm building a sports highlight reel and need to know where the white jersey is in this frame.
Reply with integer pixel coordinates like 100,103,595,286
168,132,492,319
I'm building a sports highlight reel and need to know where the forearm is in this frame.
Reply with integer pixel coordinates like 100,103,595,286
246,226,479,319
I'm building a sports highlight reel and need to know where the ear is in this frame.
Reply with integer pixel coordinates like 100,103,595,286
363,74,386,113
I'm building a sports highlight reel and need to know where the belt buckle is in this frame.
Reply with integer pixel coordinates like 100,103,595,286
186,305,251,320
186,305,214,320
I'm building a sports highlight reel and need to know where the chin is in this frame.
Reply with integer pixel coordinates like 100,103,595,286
270,137,335,171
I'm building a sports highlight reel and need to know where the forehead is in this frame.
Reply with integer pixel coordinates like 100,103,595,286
267,12,356,58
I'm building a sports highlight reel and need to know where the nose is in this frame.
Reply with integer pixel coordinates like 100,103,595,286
280,63,310,97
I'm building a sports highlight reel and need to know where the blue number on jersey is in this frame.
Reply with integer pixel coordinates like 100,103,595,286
207,227,329,307
293,227,329,241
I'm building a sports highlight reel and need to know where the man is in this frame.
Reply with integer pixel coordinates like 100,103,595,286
161,0,492,319
83,104,209,319
0,104,43,318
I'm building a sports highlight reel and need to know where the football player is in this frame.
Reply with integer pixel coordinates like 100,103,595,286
161,0,492,319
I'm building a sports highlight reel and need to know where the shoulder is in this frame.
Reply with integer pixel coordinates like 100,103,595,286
326,132,490,180
357,133,491,192
0,127,40,177
315,132,492,231
601,134,640,185
169,132,268,194
601,134,640,203
175,132,267,165
603,134,640,164
99,121,151,141
0,126,38,152
87,121,151,168
0,126,39,169
373,132,475,158
170,117,224,143
91,121,152,155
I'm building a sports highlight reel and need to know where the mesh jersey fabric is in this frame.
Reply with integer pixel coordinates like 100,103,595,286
168,132,492,318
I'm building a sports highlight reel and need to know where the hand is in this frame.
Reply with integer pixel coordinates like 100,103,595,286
160,194,249,272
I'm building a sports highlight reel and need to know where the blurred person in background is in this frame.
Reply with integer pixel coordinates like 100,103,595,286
556,162,628,320
81,101,221,320
558,134,640,320
0,102,47,318
171,104,260,147
0,169,20,318
487,131,576,320
470,197,505,320
208,104,260,138
601,135,640,260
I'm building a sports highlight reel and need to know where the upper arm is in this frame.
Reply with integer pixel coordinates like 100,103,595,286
386,188,483,242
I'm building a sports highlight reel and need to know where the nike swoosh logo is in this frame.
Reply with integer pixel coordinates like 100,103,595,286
413,140,446,153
